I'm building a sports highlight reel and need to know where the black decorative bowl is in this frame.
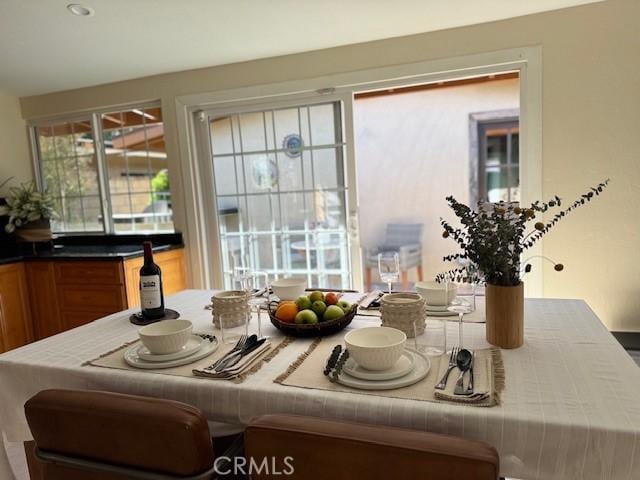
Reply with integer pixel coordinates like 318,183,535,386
268,300,357,338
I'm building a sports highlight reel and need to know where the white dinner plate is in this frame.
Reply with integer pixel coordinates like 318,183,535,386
425,310,458,317
124,336,218,369
342,350,415,381
137,335,205,362
336,349,430,390
425,298,470,312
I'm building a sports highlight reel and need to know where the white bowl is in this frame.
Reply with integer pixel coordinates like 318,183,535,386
344,327,407,371
138,319,193,355
272,277,307,300
415,281,457,306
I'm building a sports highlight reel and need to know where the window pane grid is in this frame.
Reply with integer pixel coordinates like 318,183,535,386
37,120,103,233
211,101,350,289
33,104,174,235
103,106,173,234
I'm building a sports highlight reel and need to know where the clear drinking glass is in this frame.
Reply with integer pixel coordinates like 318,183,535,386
421,318,447,356
218,311,249,345
378,252,400,293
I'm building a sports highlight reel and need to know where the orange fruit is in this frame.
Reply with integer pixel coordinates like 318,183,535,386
276,302,298,323
325,292,338,305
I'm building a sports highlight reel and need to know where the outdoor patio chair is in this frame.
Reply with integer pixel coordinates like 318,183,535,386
143,199,172,224
364,223,424,291
245,414,500,479
24,389,244,480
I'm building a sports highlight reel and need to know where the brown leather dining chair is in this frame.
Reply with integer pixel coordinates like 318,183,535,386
245,414,500,479
24,389,242,480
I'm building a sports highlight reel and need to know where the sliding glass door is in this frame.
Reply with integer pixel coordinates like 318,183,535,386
201,99,359,289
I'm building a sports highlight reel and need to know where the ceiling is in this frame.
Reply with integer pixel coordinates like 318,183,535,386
0,0,601,97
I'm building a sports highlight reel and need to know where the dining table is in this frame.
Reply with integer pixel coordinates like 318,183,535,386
1,289,640,480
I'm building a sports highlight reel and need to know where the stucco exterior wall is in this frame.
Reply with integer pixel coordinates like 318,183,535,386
355,78,519,281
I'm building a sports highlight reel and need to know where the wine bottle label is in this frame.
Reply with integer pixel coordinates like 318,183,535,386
140,275,162,309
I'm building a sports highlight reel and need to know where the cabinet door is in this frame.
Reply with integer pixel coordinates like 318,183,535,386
26,262,63,340
124,249,186,308
0,263,33,352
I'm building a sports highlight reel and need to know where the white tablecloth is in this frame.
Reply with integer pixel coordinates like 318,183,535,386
1,290,639,480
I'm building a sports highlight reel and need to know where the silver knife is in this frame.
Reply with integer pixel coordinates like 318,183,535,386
465,351,475,395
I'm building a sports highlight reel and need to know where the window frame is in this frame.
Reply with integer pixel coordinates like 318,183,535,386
468,109,520,206
29,100,172,235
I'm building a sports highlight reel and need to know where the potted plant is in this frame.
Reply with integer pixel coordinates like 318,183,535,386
0,182,57,242
0,177,13,237
437,179,610,349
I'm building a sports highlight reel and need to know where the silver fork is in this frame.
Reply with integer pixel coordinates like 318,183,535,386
206,334,248,371
435,346,459,390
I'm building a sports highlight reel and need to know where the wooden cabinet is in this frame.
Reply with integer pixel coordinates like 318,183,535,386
25,262,62,339
23,248,186,342
0,263,33,353
123,249,186,308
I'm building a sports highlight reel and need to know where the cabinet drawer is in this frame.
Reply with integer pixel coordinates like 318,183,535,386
55,261,124,285
58,285,126,311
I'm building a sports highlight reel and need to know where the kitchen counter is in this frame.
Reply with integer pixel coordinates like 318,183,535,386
0,233,184,265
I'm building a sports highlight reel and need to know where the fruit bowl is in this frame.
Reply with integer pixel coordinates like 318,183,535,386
268,300,357,338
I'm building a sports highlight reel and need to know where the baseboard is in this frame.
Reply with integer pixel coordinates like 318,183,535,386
612,332,640,350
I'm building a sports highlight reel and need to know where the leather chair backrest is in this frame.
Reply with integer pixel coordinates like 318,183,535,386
24,389,214,479
245,414,499,480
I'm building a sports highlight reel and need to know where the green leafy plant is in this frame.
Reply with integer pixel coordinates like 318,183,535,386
0,176,14,191
0,182,57,233
436,179,610,286
151,169,170,202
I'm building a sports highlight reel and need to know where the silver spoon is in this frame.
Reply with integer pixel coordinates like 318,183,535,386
454,348,472,395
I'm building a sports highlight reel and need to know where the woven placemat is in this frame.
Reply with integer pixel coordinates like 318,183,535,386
84,335,293,384
275,338,504,407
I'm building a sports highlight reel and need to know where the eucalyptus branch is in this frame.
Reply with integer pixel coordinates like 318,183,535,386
436,180,609,287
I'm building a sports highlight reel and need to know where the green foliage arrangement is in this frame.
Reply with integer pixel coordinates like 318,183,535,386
151,169,170,202
436,179,610,287
0,182,57,233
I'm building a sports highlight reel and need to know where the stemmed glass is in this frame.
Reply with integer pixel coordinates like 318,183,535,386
463,262,482,312
447,304,472,348
378,252,400,293
244,271,269,338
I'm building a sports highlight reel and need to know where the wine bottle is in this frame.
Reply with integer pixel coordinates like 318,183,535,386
139,241,165,319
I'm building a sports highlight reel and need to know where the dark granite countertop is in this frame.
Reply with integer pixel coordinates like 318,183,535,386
0,233,184,265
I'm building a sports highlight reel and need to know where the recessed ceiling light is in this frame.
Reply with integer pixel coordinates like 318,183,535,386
67,4,94,16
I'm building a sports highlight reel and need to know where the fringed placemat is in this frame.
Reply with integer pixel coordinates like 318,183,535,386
275,338,503,407
84,335,293,384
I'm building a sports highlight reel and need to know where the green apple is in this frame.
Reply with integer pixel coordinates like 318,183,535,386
309,291,325,303
295,309,318,324
323,305,345,321
311,300,327,319
338,300,352,313
295,295,312,310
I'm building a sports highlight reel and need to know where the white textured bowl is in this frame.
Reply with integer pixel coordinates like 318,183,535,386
344,327,407,371
415,281,457,306
272,277,307,300
138,319,193,355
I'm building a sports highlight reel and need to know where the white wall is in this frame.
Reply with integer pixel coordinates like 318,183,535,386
355,78,519,281
0,91,31,195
